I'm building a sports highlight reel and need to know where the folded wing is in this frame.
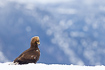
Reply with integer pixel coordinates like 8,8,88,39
14,53,37,64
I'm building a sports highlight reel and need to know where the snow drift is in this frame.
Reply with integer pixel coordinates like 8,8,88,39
0,62,105,70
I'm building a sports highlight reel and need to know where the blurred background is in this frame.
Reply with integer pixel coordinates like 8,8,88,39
0,0,105,66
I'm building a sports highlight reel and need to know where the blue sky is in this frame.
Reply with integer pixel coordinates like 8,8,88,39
0,0,105,65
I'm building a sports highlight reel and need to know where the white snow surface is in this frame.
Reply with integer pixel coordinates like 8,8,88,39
0,62,105,70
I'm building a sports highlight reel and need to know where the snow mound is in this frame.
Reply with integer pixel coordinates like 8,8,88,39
0,62,105,70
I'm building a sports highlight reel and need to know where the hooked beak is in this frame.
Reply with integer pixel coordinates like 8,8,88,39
37,42,40,45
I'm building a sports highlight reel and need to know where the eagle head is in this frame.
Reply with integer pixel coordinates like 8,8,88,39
31,36,40,45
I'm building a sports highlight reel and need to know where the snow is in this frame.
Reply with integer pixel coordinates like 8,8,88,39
0,62,105,70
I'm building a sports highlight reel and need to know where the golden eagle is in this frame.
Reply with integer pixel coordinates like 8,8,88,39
13,36,40,64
